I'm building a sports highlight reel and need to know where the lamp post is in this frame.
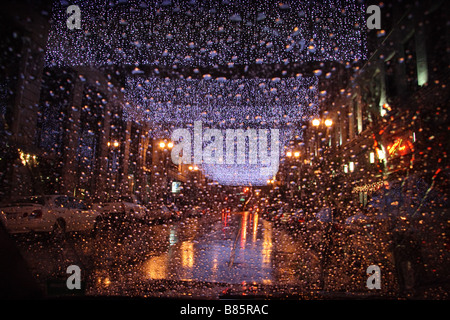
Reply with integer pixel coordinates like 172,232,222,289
107,139,120,198
311,118,333,157
324,119,333,148
157,139,174,203
158,139,174,174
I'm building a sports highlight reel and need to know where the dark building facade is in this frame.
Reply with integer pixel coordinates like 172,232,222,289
295,0,449,212
0,0,192,204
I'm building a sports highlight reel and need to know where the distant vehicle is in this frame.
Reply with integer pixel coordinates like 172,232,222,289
94,195,148,220
0,195,101,235
165,203,183,220
261,203,283,221
185,205,210,218
286,209,307,230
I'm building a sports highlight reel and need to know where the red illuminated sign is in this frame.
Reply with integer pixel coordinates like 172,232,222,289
387,137,414,158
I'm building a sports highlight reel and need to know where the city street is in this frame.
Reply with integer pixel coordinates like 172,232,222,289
1,0,449,303
13,210,325,298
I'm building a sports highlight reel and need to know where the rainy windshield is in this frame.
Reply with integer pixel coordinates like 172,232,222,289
0,0,449,304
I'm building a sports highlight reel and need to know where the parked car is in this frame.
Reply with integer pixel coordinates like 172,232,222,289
94,195,147,221
146,203,181,221
286,209,307,230
0,195,101,235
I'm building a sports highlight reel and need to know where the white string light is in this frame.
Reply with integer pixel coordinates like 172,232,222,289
45,0,367,67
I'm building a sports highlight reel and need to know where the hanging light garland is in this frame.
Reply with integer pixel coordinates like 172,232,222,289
45,0,367,67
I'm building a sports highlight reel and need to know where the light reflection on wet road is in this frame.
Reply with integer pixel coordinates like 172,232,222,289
139,211,320,287
14,211,322,297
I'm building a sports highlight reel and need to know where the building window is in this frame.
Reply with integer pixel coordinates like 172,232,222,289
349,161,355,172
369,152,375,164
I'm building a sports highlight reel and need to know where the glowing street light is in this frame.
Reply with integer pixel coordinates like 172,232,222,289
159,140,174,149
294,151,300,158
376,148,386,160
312,118,333,127
107,140,120,148
286,151,292,157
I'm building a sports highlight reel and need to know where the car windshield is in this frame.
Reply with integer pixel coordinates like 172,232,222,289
0,0,449,306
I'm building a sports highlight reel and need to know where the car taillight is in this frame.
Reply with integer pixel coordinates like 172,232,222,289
30,210,43,219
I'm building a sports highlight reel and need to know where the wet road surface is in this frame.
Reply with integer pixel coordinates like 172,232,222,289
12,211,322,298
140,211,320,285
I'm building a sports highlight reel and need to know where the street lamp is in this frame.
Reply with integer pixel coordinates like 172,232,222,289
159,140,174,150
312,118,321,127
287,150,300,158
107,140,120,148
311,118,334,154
312,118,333,127
107,139,121,196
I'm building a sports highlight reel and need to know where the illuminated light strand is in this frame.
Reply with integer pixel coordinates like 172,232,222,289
45,0,367,67
122,76,317,185
123,77,318,125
